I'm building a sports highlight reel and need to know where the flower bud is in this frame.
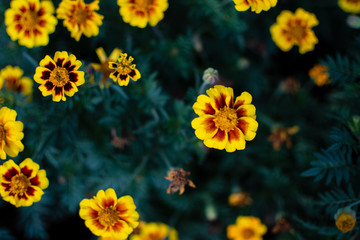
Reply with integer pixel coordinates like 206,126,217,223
202,68,219,85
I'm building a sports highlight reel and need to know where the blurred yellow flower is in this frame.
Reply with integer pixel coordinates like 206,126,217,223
233,0,277,13
34,51,85,102
91,47,123,87
79,188,139,239
117,0,168,28
338,0,360,14
0,107,24,160
56,0,104,41
227,216,267,240
109,53,141,86
130,222,178,240
0,158,49,207
191,85,258,152
228,192,253,207
309,64,331,86
270,8,319,54
0,65,33,99
335,207,356,233
4,0,57,48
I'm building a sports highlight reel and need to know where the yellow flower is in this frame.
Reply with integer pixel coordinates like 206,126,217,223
34,51,85,102
338,0,360,14
227,216,267,240
56,0,104,41
117,0,169,28
0,158,49,207
0,65,33,99
0,107,24,160
191,85,258,152
79,188,139,239
233,0,277,14
309,64,331,86
335,207,356,233
4,0,57,48
130,222,178,240
228,192,253,207
270,8,319,54
109,53,141,86
91,47,123,87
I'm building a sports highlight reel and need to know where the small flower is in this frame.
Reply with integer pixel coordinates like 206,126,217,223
335,207,356,233
271,217,294,234
0,65,33,99
117,0,169,28
130,222,178,240
268,125,299,151
233,0,277,13
203,68,219,85
0,107,24,160
4,0,57,48
91,47,123,86
79,188,139,239
34,51,85,102
110,128,130,149
309,64,331,87
0,158,49,207
56,0,104,41
165,168,196,195
228,192,253,207
270,8,319,54
338,0,360,14
280,77,300,94
108,53,141,86
191,85,258,152
227,216,267,240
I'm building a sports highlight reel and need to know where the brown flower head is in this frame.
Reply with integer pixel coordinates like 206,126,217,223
268,126,299,151
228,192,253,207
271,217,295,234
165,168,196,195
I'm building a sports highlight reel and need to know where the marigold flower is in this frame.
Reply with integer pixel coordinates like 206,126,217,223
227,216,267,240
79,188,139,239
271,217,294,234
165,168,196,195
108,53,141,86
309,64,331,87
0,65,33,99
0,158,49,207
56,0,104,41
335,207,356,233
338,0,360,14
117,0,168,28
130,222,178,240
191,85,258,152
34,51,85,102
233,0,277,13
228,192,253,207
268,125,299,151
0,107,24,160
91,47,123,87
4,0,57,48
270,8,319,54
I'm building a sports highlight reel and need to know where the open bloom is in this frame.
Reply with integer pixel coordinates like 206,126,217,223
4,0,57,48
109,53,141,86
0,65,33,99
227,216,267,240
117,0,168,28
79,188,139,239
56,0,104,41
34,51,85,102
91,47,122,86
309,64,331,86
0,107,24,160
338,0,360,14
130,222,178,240
335,207,356,233
0,158,49,207
233,0,277,13
270,8,319,54
191,85,258,152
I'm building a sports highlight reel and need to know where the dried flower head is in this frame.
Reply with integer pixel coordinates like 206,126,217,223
335,207,356,233
280,77,300,94
268,126,299,151
165,168,196,195
271,217,294,234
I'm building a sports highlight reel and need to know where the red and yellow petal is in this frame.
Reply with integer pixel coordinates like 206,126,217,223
0,160,20,182
203,129,228,150
233,0,250,11
238,117,258,141
234,91,253,108
191,115,218,140
19,158,39,179
225,127,246,152
206,85,233,111
64,81,78,97
96,189,117,209
192,95,216,116
236,104,256,118
129,68,141,81
84,219,107,236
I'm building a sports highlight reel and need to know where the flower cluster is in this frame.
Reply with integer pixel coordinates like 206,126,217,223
233,0,277,13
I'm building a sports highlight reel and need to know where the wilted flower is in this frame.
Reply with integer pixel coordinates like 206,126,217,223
109,53,141,86
280,77,300,94
130,222,178,240
79,188,139,238
0,65,33,99
203,68,219,85
270,8,319,54
233,0,277,13
227,216,267,240
268,126,299,151
0,158,49,207
271,217,294,234
228,192,253,207
335,207,356,233
165,168,196,195
309,64,331,87
338,0,360,14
